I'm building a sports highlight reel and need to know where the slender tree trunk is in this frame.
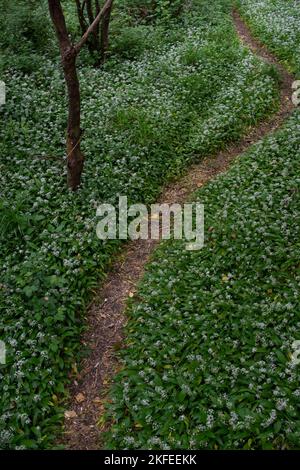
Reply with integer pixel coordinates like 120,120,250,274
86,0,100,53
63,50,84,190
75,0,97,57
48,0,114,189
95,0,101,56
100,1,113,63
74,0,113,65
48,0,84,190
75,0,88,36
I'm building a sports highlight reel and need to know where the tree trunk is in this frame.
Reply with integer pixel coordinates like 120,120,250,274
48,0,114,189
100,1,113,63
63,49,84,190
75,0,88,36
95,0,101,57
86,0,100,54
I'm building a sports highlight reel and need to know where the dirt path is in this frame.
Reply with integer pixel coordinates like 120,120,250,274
62,11,295,450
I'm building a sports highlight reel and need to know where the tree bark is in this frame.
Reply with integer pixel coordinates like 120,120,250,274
63,50,84,190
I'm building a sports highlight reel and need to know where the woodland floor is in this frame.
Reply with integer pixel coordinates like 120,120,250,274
62,10,295,450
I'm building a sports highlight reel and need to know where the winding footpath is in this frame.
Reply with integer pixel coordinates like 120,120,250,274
63,11,295,449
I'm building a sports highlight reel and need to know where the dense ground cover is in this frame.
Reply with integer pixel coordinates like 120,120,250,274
237,0,300,75
105,109,300,450
104,0,300,450
0,0,280,449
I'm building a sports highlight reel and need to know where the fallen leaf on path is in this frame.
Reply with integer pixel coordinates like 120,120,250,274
75,393,85,403
64,410,77,419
